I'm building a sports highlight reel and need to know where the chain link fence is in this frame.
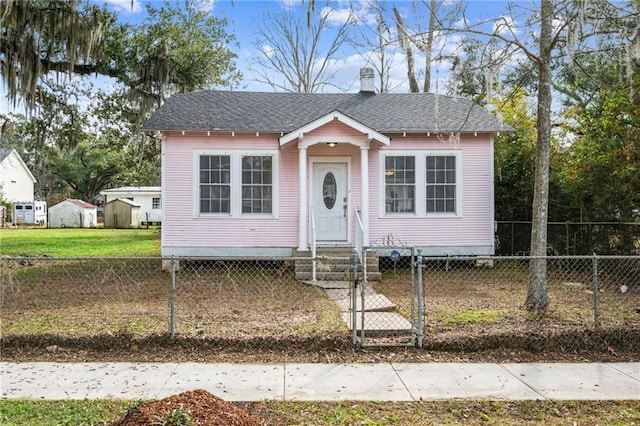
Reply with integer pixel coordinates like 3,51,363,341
496,221,640,255
412,255,640,354
2,254,639,355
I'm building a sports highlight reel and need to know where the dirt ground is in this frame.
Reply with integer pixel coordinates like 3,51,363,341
2,258,639,363
3,259,640,425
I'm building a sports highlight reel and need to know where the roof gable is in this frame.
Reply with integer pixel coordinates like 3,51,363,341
68,199,97,209
51,199,97,210
0,148,36,183
108,198,141,207
279,110,390,146
143,91,513,135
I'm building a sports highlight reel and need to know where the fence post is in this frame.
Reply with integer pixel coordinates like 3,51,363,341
510,221,514,255
416,248,424,348
592,254,599,330
170,255,176,339
410,247,416,344
351,249,358,347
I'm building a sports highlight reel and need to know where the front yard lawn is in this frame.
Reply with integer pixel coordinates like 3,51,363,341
0,228,160,257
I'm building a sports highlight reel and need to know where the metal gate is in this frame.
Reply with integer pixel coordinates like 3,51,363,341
350,247,424,348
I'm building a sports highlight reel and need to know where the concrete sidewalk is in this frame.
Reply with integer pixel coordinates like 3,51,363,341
1,362,638,401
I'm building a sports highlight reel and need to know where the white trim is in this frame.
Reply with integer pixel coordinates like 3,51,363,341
310,156,352,244
378,149,463,218
298,146,308,251
161,136,167,247
489,136,496,252
192,149,280,219
299,135,371,149
279,110,390,146
360,146,370,244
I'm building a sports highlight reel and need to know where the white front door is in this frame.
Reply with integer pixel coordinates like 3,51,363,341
313,162,348,241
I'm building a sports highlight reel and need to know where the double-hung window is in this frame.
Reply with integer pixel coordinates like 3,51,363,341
200,155,231,214
426,155,456,213
196,151,277,217
242,156,272,214
152,197,161,209
383,152,461,217
384,156,415,213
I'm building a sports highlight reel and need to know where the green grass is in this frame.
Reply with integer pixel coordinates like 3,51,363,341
0,399,130,426
2,400,638,426
0,228,160,257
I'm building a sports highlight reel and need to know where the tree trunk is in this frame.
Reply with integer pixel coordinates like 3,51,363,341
526,0,553,311
422,0,437,92
394,6,419,92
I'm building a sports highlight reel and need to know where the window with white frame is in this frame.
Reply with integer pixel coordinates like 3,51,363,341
242,156,272,213
426,155,456,213
196,151,276,217
152,197,161,209
384,156,415,213
382,152,461,216
199,155,231,213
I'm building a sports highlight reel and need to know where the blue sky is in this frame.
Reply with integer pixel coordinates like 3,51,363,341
103,0,516,92
1,0,518,115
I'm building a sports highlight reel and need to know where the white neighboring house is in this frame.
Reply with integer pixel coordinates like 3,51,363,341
49,199,98,228
0,148,35,202
100,186,161,224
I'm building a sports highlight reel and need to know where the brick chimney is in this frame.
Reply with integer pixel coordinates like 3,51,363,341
359,68,375,93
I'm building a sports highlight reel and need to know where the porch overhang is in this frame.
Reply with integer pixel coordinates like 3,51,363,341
279,110,390,147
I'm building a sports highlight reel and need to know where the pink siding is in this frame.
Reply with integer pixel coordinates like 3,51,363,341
368,135,494,252
162,132,299,252
162,128,494,256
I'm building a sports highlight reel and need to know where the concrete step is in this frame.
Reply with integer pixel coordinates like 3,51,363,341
294,248,381,282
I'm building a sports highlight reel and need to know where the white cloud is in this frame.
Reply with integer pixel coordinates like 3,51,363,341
493,15,520,36
260,44,275,58
322,2,378,27
194,0,216,14
453,17,468,29
321,6,353,26
104,0,142,14
279,0,298,11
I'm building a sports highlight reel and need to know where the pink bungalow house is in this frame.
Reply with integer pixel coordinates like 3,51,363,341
143,69,511,259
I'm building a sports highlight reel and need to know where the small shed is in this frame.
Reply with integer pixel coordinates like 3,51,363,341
104,198,141,228
49,199,97,228
99,186,162,224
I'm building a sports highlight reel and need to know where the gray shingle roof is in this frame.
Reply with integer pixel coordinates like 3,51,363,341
143,91,512,134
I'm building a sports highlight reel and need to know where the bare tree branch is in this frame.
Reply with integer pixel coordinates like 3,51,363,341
251,7,354,93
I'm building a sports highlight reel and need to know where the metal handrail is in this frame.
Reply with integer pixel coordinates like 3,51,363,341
354,209,367,282
311,207,317,282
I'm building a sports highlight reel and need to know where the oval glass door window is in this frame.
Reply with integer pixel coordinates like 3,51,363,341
323,172,337,209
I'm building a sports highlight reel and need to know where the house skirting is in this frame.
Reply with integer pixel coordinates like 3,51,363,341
162,246,294,258
374,245,494,257
162,244,493,259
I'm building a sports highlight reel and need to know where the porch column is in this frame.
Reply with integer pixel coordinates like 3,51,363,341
360,145,370,245
298,145,308,251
